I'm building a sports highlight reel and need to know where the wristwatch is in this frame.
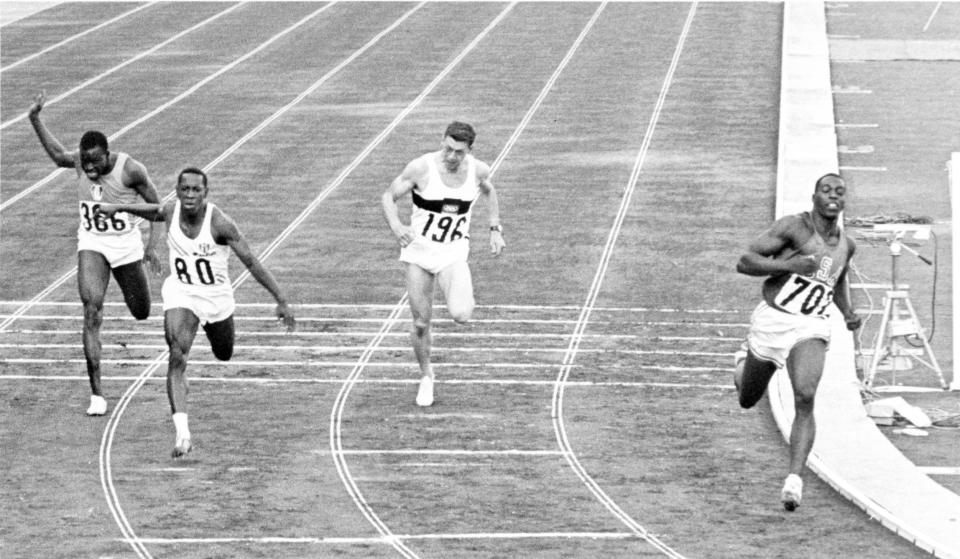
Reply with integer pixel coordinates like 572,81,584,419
490,225,503,233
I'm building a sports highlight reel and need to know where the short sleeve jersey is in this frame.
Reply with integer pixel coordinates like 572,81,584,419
166,202,232,297
410,153,480,245
75,152,140,238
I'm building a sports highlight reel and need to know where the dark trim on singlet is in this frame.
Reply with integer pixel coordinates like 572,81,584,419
412,191,473,214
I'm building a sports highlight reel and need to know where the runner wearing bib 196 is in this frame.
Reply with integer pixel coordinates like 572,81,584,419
97,167,296,458
382,121,505,407
28,90,162,417
733,173,861,512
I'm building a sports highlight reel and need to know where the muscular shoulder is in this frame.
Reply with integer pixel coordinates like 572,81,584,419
209,204,240,245
473,157,492,182
404,154,431,182
118,154,149,187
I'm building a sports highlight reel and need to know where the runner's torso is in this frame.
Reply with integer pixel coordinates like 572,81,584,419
75,152,140,237
409,153,480,245
762,212,850,318
166,201,232,295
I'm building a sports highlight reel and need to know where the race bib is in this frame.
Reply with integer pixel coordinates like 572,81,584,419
78,201,132,235
419,212,469,243
774,273,834,317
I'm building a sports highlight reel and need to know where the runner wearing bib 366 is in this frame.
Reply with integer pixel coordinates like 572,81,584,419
382,122,505,407
28,90,163,417
734,173,861,512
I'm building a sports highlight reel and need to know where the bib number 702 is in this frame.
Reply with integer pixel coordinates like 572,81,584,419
777,275,833,316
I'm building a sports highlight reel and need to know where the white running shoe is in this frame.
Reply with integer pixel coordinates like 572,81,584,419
86,395,107,416
416,376,434,407
781,474,803,511
172,437,192,458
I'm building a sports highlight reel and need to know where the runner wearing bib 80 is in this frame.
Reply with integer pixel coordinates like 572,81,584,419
28,90,162,417
734,173,862,512
97,167,296,458
382,121,505,407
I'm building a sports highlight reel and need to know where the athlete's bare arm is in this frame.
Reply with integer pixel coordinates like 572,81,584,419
382,158,427,248
212,208,295,331
27,91,75,168
833,237,861,330
121,158,164,275
737,216,818,277
96,200,174,222
475,161,505,257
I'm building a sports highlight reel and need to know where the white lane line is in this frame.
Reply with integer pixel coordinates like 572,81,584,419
0,375,735,390
835,123,878,128
129,532,637,545
95,5,431,559
923,2,942,32
0,314,749,327
839,166,888,172
0,301,746,314
0,3,243,130
918,467,960,476
1,3,157,72
550,5,696,559
0,343,733,357
1,2,335,212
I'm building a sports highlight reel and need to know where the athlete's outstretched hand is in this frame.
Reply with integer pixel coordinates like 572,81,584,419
489,230,505,257
276,302,296,332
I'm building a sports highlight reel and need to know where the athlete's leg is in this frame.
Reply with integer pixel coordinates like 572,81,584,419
407,263,436,377
165,307,200,457
407,263,436,405
736,352,779,409
437,260,475,324
77,251,112,408
165,307,200,414
203,316,235,361
112,260,151,320
784,338,827,476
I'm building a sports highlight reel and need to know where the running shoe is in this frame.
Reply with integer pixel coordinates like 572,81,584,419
86,395,107,416
172,437,192,458
781,474,803,511
416,376,434,407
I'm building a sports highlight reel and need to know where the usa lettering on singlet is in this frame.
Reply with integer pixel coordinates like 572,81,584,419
75,152,139,237
166,202,232,296
768,215,849,318
410,154,480,244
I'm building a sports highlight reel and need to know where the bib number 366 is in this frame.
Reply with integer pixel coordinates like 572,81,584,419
79,201,127,232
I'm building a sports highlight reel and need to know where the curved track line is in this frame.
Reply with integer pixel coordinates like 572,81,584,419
0,3,243,130
329,298,418,558
1,2,332,212
91,5,430,557
550,4,697,558
0,2,157,72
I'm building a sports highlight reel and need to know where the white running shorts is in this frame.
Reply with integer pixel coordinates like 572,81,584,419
746,300,832,369
400,237,469,275
77,230,143,268
161,276,235,325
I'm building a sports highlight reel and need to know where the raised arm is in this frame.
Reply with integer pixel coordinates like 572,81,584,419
27,91,74,168
381,158,422,248
476,161,504,256
213,208,295,331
